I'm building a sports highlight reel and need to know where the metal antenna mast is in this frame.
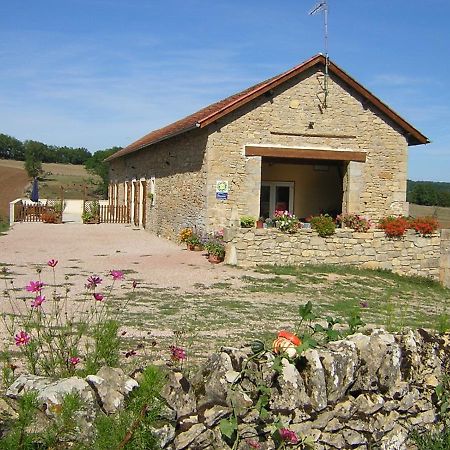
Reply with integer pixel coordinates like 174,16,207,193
309,0,329,108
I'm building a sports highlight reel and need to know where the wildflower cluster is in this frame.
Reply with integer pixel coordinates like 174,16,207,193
1,260,131,378
274,210,300,233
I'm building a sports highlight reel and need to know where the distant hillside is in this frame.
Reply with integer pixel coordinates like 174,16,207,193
407,179,450,207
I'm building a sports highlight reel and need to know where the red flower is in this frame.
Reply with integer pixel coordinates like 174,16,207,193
69,356,80,366
110,270,124,280
26,281,44,293
86,275,102,289
279,428,298,444
31,295,45,308
47,259,58,268
15,331,31,346
170,346,187,361
246,439,262,449
93,293,104,302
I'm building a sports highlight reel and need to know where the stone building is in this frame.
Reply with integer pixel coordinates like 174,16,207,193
106,54,428,239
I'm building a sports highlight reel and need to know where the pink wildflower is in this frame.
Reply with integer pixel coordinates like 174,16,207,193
26,280,44,293
110,270,124,280
69,356,80,366
360,301,369,308
15,331,31,346
31,295,45,308
86,275,102,289
93,293,104,302
47,259,58,268
170,345,187,361
279,428,298,444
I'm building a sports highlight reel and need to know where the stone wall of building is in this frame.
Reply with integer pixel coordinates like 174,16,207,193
205,66,409,231
108,128,209,239
223,227,443,280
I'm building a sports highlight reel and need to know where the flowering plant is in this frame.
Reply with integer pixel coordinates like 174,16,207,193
204,238,225,258
274,210,299,233
309,214,336,237
1,260,136,378
179,227,193,243
378,216,410,238
410,216,439,236
336,213,372,232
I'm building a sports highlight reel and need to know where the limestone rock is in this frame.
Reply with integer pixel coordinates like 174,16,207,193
174,423,206,450
161,370,197,419
320,340,358,403
269,358,311,412
86,366,139,414
301,349,327,411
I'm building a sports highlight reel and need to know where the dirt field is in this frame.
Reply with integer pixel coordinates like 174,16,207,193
0,160,101,219
409,203,450,229
0,163,29,217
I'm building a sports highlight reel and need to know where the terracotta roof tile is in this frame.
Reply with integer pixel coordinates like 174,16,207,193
107,55,428,162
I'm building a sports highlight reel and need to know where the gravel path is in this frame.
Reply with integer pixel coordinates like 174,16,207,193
0,222,247,293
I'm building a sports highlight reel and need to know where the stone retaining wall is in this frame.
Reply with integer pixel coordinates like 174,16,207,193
161,329,449,449
223,227,447,282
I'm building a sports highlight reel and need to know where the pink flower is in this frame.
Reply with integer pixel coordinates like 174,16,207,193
86,275,102,289
15,331,31,346
26,280,44,293
279,428,298,444
110,270,124,280
69,356,80,366
360,301,369,308
31,295,45,308
47,259,58,268
93,293,104,302
170,346,187,361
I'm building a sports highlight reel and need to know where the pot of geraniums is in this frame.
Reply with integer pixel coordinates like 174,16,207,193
204,238,225,263
185,233,203,251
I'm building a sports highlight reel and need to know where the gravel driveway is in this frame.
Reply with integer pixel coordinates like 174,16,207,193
0,222,245,293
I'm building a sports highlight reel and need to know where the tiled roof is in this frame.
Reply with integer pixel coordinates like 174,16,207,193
106,55,428,162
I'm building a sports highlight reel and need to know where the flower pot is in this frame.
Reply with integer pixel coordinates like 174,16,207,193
187,244,195,251
256,220,264,229
208,254,223,264
193,245,203,251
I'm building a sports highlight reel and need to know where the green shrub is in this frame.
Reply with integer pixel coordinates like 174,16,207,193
240,216,256,228
309,214,336,237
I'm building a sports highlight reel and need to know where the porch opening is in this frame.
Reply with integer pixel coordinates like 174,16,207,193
259,158,346,220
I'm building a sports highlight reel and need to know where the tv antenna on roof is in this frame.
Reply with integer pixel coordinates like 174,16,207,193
309,0,329,108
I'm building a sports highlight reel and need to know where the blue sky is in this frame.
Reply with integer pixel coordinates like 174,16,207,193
0,0,448,181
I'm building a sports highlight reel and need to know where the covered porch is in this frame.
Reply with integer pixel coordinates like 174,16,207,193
245,145,367,221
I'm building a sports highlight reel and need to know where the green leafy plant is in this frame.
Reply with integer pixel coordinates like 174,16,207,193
204,238,225,258
240,215,256,228
309,214,336,237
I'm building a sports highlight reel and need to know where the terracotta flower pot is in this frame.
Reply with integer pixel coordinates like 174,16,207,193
193,245,203,251
272,330,301,358
208,254,223,264
187,244,195,251
256,220,264,229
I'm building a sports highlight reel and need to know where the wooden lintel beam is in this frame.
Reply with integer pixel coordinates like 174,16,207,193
245,146,366,162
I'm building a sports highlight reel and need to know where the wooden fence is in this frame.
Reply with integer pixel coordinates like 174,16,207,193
99,204,130,224
14,203,47,222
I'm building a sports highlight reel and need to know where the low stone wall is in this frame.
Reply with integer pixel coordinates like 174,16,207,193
1,331,448,449
223,227,446,282
162,329,449,449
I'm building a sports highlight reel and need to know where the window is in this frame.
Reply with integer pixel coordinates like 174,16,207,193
260,182,294,218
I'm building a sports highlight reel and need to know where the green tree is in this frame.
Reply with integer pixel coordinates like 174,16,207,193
24,140,45,178
0,133,25,160
85,147,121,197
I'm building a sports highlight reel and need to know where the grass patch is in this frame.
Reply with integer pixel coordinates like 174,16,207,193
0,215,9,235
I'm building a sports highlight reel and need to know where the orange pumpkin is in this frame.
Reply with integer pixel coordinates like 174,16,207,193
272,330,301,358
